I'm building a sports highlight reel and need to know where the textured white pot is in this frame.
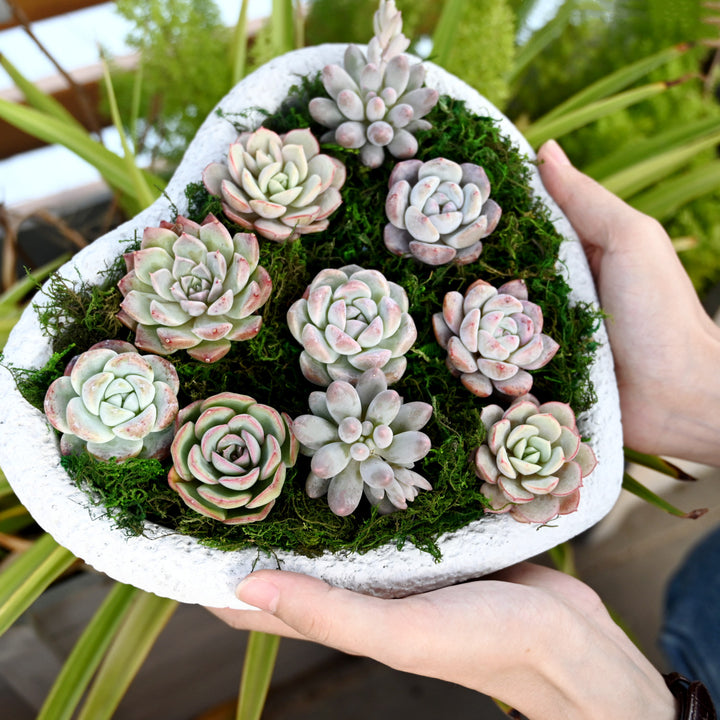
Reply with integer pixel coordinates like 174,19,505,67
0,46,623,609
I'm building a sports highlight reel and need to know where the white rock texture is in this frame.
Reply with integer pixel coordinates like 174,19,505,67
0,46,623,609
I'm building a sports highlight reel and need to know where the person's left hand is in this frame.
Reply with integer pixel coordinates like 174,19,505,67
209,563,674,720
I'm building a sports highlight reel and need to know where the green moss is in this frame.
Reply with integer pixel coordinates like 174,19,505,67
15,87,602,558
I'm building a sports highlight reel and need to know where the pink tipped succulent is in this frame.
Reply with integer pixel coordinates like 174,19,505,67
168,392,299,524
293,368,432,516
43,340,179,462
287,264,417,386
474,394,597,524
384,158,501,265
117,215,271,364
432,278,559,397
308,0,438,168
202,127,346,243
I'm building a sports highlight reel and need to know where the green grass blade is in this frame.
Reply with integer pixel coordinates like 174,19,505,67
602,129,720,199
76,591,177,720
0,505,33,535
622,473,707,519
0,54,80,127
0,469,13,500
624,449,698,481
538,43,690,123
431,0,468,68
101,58,156,210
230,0,250,85
0,254,72,311
584,115,720,181
524,81,672,148
236,631,280,720
630,160,720,220
513,0,541,33
0,99,165,209
271,0,295,57
293,0,304,49
509,0,575,84
547,541,576,576
0,534,76,636
0,99,138,201
37,583,139,720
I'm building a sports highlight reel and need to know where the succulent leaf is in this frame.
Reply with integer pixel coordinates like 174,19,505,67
296,368,432,516
475,395,597,524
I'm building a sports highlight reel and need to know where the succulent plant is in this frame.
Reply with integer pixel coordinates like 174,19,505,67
287,264,417,386
384,158,502,265
473,394,597,524
43,340,180,462
202,127,346,242
308,0,439,168
433,278,559,397
168,392,298,524
293,368,432,516
117,215,271,364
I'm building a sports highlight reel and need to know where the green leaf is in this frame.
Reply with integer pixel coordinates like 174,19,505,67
584,115,720,181
0,533,76,636
623,448,697,481
0,468,13,500
0,54,81,127
602,129,720,199
76,591,177,720
622,473,707,519
101,57,156,210
271,0,295,57
37,583,138,720
230,0,251,86
509,0,575,84
236,631,280,720
432,0,468,68
537,42,690,124
0,254,72,311
0,99,164,212
629,160,720,220
547,541,576,576
524,81,673,148
0,505,33,535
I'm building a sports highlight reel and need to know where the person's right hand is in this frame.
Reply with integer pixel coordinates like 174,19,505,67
538,140,720,466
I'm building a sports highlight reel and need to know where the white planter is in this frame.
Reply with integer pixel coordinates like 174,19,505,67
0,46,623,609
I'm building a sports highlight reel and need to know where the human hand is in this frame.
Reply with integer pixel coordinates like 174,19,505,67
210,563,674,720
538,140,720,465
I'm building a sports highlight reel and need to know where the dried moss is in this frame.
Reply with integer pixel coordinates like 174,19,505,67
15,85,602,559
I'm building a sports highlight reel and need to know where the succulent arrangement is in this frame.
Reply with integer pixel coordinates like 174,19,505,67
30,0,600,554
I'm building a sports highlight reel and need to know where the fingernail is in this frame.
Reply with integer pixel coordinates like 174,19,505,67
541,139,571,167
236,576,280,613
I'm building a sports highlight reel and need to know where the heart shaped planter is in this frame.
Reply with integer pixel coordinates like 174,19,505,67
0,44,623,609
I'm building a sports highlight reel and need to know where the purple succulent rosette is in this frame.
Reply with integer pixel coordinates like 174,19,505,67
473,395,598,524
287,264,417,386
202,127,346,243
384,158,502,265
293,368,432,516
168,392,299,524
433,278,559,398
308,0,439,168
43,340,179,462
117,215,271,364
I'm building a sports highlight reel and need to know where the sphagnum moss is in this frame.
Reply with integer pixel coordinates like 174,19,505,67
15,86,601,558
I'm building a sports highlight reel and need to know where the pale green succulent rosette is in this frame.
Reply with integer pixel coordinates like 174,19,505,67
202,127,346,243
287,264,417,386
168,392,299,524
43,340,180,462
384,158,502,266
117,215,271,364
293,368,432,516
309,0,439,168
474,395,598,524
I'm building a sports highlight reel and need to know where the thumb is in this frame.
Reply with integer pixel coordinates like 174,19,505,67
537,139,652,254
236,570,400,659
